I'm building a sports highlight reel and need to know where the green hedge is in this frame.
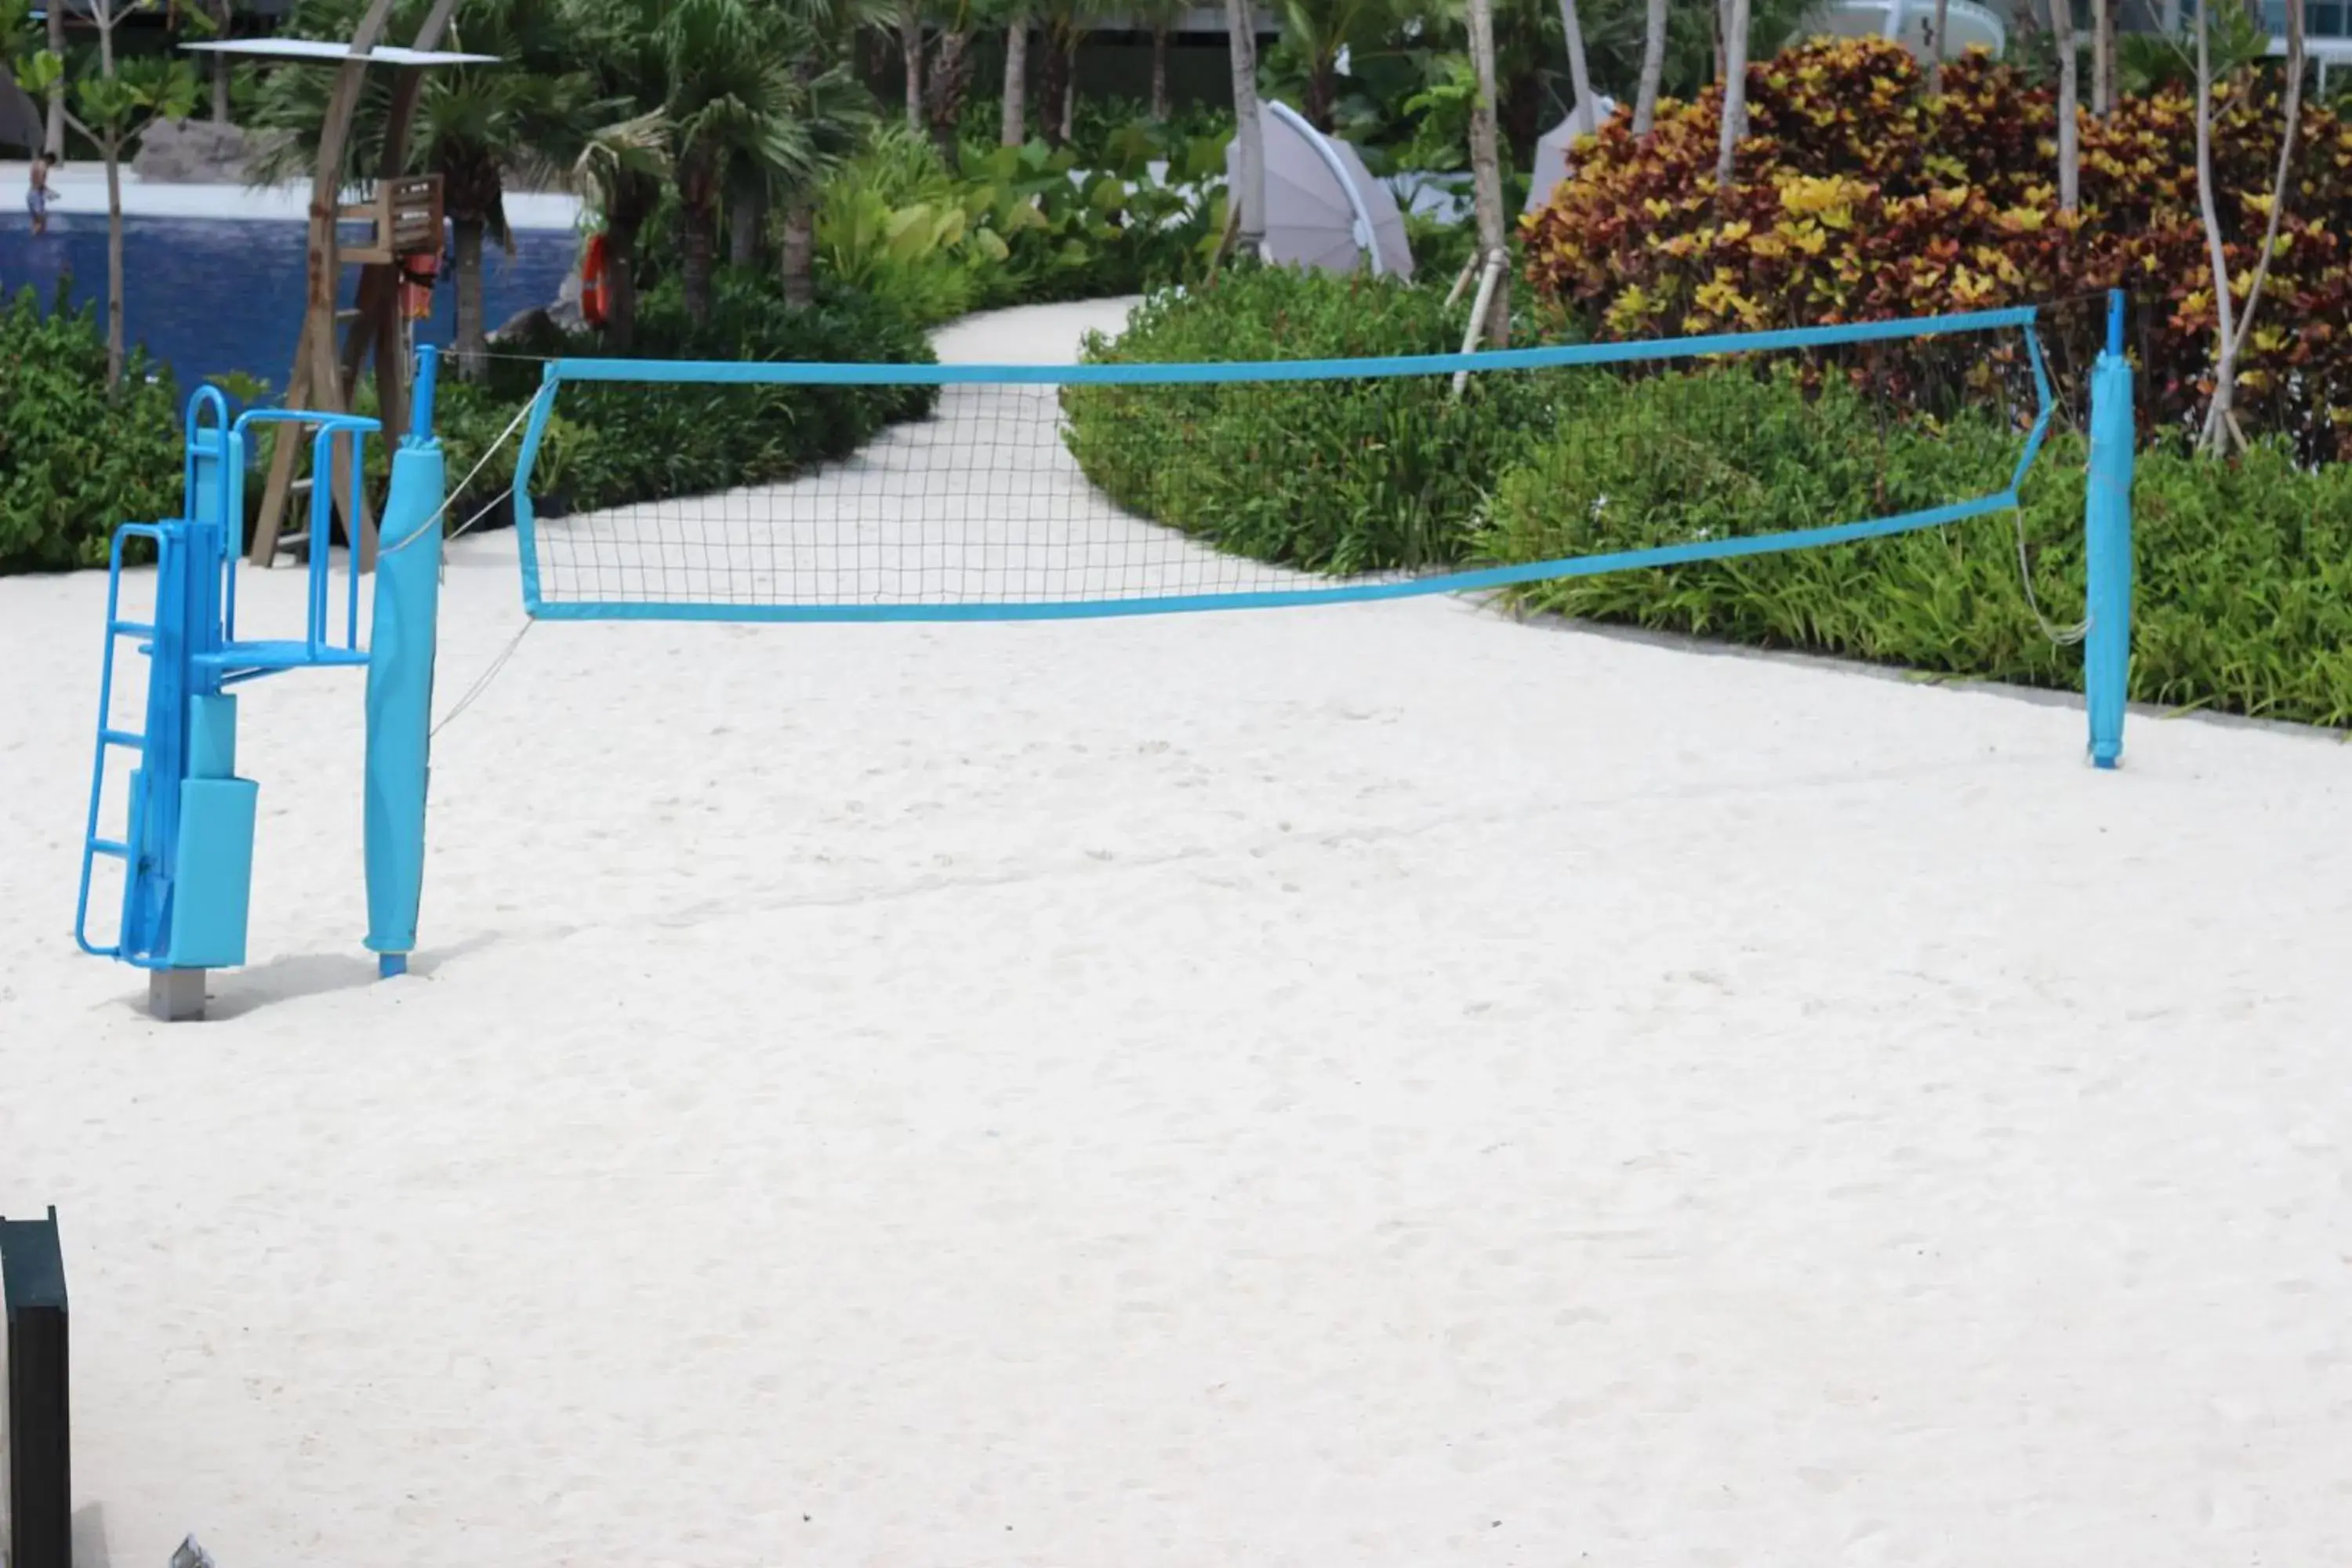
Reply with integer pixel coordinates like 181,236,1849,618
456,277,938,519
1063,267,1559,573
1065,270,2352,728
0,289,184,575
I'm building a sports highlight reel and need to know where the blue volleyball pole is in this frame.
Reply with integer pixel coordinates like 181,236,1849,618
2084,289,2135,769
363,346,446,978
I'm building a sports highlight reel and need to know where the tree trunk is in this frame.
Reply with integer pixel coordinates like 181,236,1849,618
1716,0,1752,186
1929,0,1950,92
2091,0,2115,114
44,0,64,156
2198,0,2304,452
1152,23,1171,122
104,138,125,387
210,0,232,122
1634,0,1668,132
781,201,815,307
1036,34,1066,146
604,212,641,348
899,0,924,132
452,216,487,379
1058,42,1077,143
2049,0,2079,209
1305,58,1334,129
681,201,717,325
1466,0,1508,345
1002,13,1029,144
1225,0,1264,255
927,27,974,161
1559,0,1599,136
730,187,763,269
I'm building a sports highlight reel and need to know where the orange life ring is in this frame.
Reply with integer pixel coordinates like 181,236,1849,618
580,233,609,328
398,248,439,320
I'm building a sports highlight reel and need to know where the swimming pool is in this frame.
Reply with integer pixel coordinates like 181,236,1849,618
0,213,575,397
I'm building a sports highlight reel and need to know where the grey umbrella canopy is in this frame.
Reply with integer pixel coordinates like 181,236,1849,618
1523,98,1618,216
0,78,43,154
1226,101,1413,280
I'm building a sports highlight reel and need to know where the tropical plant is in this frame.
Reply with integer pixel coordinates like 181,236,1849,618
655,0,872,324
0,285,182,573
1522,35,2352,460
12,0,198,387
252,0,616,378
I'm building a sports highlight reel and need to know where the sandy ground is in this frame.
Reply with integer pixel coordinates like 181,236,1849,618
5,298,2352,1568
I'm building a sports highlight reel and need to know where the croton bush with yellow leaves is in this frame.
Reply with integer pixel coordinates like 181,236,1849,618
1522,35,2352,460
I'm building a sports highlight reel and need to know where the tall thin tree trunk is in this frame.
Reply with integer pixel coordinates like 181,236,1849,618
1151,23,1171,121
100,14,125,387
1002,12,1029,143
605,212,641,347
730,187,763,268
1559,0,1599,136
1225,0,1265,256
899,0,925,131
104,137,125,387
1036,31,1066,145
781,201,815,306
1466,0,1508,345
927,27,974,160
452,216,487,379
1305,58,1334,129
1634,0,1667,132
1716,0,1751,185
44,0,64,156
1929,0,1950,92
2050,0,2079,209
681,202,716,324
2198,0,2304,452
2091,0,2115,114
1058,41,1077,142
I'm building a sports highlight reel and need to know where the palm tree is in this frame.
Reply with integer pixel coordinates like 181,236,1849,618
660,0,867,324
253,0,607,378
1001,4,1029,141
1034,0,1099,145
1271,0,1399,132
1133,0,1189,121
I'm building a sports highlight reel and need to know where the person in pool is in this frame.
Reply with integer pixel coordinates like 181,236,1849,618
27,154,54,235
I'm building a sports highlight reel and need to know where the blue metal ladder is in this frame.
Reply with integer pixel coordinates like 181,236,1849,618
74,390,379,1008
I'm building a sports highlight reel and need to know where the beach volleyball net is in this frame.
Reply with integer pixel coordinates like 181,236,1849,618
509,307,2086,625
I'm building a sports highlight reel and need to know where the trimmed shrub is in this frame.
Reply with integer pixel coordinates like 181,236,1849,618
0,288,185,575
405,277,940,527
1063,267,1563,572
1069,267,2352,728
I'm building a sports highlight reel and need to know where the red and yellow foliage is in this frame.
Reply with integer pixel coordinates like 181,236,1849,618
1521,36,2352,455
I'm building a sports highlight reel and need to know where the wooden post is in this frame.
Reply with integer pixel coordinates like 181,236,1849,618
248,0,402,570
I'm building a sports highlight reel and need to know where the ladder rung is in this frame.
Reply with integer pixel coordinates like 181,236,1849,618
89,839,128,858
336,308,363,321
109,619,155,637
289,477,314,492
278,532,310,550
100,728,144,749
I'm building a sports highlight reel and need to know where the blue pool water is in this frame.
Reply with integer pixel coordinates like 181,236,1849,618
0,215,576,398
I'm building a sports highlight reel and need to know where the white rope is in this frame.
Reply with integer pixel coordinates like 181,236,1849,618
377,394,541,557
430,617,536,739
2013,503,2089,647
